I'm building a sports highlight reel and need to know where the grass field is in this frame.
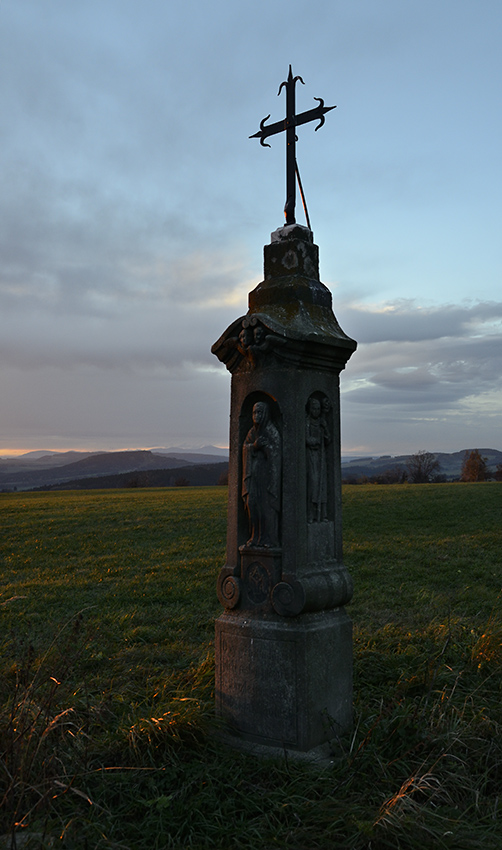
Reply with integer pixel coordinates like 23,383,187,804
1,484,501,848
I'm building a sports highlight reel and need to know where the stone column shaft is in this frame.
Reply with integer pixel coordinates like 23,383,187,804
212,224,356,753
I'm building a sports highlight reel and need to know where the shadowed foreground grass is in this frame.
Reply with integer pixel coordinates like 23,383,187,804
1,484,501,848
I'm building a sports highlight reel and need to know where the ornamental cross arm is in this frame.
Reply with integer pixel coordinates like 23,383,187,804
249,65,336,226
249,97,336,146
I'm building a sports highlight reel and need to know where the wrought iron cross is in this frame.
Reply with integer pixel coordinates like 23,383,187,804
250,65,335,227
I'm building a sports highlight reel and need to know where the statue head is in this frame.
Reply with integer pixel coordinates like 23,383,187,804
308,397,321,419
252,401,268,427
253,325,265,345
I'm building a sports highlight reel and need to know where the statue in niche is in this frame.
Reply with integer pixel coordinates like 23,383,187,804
242,401,281,547
306,396,331,523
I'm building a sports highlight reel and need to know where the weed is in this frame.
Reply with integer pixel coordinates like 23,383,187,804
0,614,96,847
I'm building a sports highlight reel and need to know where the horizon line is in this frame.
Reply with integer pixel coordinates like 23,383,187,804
1,445,500,460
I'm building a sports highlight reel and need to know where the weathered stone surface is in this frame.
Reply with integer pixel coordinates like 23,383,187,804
212,225,356,752
215,609,353,749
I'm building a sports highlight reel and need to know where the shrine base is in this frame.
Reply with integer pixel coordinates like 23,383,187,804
215,608,352,754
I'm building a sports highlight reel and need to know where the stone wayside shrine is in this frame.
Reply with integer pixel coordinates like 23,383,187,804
211,67,357,755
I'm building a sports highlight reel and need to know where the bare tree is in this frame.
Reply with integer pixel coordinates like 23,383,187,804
379,466,407,485
460,450,488,482
406,450,440,483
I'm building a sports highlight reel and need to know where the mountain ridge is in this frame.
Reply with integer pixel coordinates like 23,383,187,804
0,449,228,491
0,447,500,492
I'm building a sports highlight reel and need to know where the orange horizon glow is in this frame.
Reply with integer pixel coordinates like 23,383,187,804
0,445,230,459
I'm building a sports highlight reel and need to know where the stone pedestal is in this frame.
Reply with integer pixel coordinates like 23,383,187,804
212,224,356,754
215,609,353,750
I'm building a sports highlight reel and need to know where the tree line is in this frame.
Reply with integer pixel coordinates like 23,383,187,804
343,449,502,485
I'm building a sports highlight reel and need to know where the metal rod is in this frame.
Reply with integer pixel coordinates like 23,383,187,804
295,160,311,230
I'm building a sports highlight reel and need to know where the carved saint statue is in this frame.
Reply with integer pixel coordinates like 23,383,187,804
242,401,281,547
306,396,331,522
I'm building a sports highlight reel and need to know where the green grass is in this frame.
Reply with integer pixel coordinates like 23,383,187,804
1,484,501,848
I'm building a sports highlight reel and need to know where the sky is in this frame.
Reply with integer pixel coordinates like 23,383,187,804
1,0,501,457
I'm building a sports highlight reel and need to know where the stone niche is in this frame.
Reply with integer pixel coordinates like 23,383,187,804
212,223,356,754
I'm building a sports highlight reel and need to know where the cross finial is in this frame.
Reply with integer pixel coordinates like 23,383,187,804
250,66,335,226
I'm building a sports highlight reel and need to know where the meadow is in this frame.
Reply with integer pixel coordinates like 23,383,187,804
1,483,501,849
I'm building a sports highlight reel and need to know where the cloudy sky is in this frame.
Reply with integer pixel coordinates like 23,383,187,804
1,0,501,457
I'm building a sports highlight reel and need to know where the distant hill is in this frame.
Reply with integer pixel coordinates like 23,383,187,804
0,449,228,491
1,446,499,491
150,445,228,460
32,462,229,491
0,451,101,472
341,448,502,482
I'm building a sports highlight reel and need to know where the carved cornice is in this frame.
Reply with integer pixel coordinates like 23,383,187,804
211,312,355,375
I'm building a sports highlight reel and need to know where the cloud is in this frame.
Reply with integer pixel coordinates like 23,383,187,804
339,298,502,343
1,0,501,455
0,154,255,375
341,299,502,404
337,298,502,452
